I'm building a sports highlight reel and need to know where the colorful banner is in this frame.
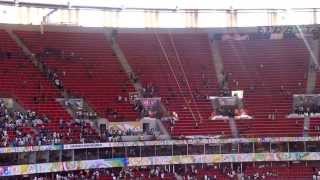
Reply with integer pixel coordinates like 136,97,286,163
1,136,320,154
127,152,320,166
0,145,62,154
63,143,105,150
1,152,320,176
108,121,142,132
0,158,126,176
138,98,161,110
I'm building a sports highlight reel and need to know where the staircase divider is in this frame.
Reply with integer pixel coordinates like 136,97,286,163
208,34,239,138
6,29,101,133
107,31,171,138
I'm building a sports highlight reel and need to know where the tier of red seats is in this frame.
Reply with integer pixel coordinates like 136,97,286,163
16,31,138,122
2,28,316,139
118,32,231,137
219,39,309,137
0,30,76,139
311,44,320,136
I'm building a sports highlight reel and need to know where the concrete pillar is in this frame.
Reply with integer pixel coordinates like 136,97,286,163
306,39,319,94
228,118,239,138
208,38,226,88
303,115,310,137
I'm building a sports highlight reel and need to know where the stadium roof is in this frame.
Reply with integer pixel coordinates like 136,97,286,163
1,0,320,10
0,0,319,28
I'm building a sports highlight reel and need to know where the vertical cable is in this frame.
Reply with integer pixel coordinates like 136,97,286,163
154,32,198,124
168,31,203,123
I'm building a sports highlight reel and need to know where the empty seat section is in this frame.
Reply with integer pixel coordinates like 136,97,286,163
220,39,309,137
16,31,138,122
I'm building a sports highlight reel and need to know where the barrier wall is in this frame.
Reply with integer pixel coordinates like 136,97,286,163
1,136,319,154
128,152,320,166
0,158,126,176
1,152,320,176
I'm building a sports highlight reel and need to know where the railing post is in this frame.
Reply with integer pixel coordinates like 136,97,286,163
187,143,189,155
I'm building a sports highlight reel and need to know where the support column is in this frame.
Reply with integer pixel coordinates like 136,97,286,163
306,39,319,94
209,37,239,138
303,115,310,137
304,39,319,137
228,118,239,138
208,38,226,88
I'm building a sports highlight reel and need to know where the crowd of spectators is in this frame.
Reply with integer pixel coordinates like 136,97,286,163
101,127,142,142
30,166,174,180
0,97,99,147
293,96,320,116
0,99,45,146
28,163,318,180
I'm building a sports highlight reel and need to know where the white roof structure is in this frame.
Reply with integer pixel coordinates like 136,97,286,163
0,0,319,27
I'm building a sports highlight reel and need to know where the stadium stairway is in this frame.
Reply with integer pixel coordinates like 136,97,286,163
108,31,143,92
107,31,171,138
209,37,240,138
209,36,226,87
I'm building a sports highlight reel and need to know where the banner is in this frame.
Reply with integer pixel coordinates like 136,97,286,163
2,152,320,176
108,121,142,133
0,158,126,176
63,143,104,150
137,98,161,111
1,136,320,154
127,152,320,166
0,145,62,154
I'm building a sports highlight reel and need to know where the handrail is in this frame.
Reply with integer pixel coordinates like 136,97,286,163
168,31,204,123
0,135,319,154
154,31,198,124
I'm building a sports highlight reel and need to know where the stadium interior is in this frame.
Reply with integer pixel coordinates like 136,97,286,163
0,0,320,179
